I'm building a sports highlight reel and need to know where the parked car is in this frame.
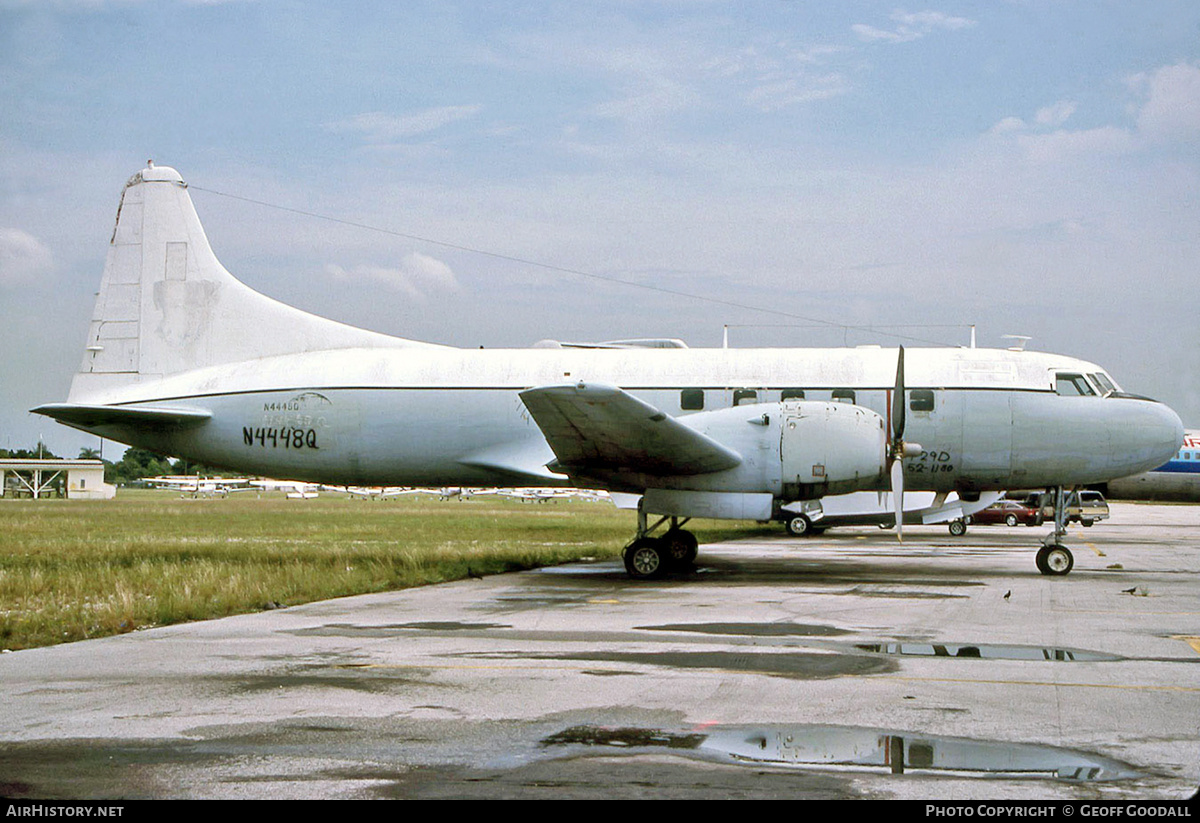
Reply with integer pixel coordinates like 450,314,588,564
1064,490,1110,526
966,499,1044,527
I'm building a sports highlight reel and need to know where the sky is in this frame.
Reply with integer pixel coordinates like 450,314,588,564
1,1,1198,458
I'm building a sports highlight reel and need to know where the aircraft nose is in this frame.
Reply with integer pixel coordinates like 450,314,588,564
1109,399,1184,476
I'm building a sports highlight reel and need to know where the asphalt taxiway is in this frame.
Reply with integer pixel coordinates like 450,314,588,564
1,502,1198,799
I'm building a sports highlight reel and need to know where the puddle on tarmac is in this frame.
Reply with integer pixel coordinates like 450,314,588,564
853,642,1122,662
498,649,896,679
636,623,849,637
290,621,511,637
541,724,1141,781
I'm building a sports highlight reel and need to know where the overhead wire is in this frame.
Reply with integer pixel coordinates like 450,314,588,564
190,184,960,347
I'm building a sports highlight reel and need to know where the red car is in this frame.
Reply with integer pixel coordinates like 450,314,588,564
966,500,1044,527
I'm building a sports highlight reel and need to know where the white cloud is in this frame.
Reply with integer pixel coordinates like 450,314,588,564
891,11,974,31
747,73,850,111
987,62,1200,162
1133,61,1200,141
0,228,53,286
1014,125,1135,163
1035,101,1077,127
590,75,698,122
989,116,1026,134
325,105,483,142
851,24,919,44
853,9,976,44
325,252,460,300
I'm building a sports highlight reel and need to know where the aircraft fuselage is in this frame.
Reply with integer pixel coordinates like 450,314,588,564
62,345,1182,498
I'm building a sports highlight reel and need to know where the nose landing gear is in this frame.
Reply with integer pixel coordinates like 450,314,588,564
1036,486,1075,576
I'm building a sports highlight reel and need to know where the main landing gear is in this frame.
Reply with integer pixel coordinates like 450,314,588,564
1036,486,1074,577
622,508,698,579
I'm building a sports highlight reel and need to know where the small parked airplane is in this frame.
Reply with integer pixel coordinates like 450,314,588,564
341,485,423,500
33,164,1184,577
142,474,251,497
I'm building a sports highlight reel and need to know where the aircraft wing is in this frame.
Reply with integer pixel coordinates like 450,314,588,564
519,382,742,477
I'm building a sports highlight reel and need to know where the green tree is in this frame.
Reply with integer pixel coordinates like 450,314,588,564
3,442,61,460
111,448,175,486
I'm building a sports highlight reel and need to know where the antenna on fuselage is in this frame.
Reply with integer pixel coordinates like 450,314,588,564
1002,335,1032,351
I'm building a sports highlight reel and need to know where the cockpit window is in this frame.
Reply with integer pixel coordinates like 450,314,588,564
1088,372,1116,396
1055,373,1096,397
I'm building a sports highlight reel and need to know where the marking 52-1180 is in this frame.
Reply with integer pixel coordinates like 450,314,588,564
907,450,954,474
243,427,318,449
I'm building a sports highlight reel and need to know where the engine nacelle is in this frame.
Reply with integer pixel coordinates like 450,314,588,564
779,401,888,499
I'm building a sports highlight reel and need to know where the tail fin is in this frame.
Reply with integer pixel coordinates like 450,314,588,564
70,163,433,403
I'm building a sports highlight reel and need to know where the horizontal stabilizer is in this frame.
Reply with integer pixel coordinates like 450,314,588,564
519,383,742,477
32,403,212,432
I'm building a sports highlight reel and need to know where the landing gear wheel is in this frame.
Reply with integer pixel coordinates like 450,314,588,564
662,529,698,569
1036,545,1074,576
1081,519,1093,527
1005,514,1018,527
785,514,814,537
623,538,668,579
948,519,967,537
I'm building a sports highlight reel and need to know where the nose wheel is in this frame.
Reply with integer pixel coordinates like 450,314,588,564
1036,544,1074,576
1034,486,1075,576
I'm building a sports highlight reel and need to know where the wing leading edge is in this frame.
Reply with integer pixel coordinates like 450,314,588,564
519,382,742,478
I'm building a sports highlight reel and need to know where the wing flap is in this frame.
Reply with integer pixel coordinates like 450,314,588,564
457,440,568,483
519,383,741,476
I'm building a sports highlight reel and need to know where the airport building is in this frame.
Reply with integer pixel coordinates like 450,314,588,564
0,459,116,500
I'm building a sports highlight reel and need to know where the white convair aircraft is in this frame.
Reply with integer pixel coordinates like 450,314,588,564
34,164,1184,578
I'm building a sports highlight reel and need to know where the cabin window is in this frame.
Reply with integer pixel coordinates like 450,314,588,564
680,389,704,411
910,389,935,412
831,389,856,404
1055,373,1095,396
781,389,806,401
733,389,758,406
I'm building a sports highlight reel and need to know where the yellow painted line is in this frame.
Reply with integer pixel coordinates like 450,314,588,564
588,599,621,604
1047,608,1200,615
1172,636,1200,655
888,675,1200,693
1083,541,1105,557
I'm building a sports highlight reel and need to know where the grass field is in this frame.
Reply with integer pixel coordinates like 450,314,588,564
0,490,770,650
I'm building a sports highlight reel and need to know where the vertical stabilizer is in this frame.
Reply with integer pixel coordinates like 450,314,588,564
70,163,435,403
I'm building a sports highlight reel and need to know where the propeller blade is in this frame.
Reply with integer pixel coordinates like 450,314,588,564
891,458,905,541
892,346,906,446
